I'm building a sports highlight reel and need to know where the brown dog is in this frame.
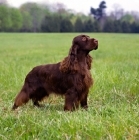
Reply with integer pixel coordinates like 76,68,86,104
12,34,98,111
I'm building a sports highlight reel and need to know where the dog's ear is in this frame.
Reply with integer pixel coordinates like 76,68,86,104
69,44,78,56
86,54,93,70
60,44,79,73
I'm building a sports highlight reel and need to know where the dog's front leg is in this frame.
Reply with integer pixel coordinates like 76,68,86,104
80,89,89,109
64,88,79,111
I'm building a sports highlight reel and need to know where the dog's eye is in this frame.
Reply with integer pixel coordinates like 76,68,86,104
82,37,86,41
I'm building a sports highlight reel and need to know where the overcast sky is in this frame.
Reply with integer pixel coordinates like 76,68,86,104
8,0,139,14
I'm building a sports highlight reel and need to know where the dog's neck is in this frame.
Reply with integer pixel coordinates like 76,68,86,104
77,50,89,67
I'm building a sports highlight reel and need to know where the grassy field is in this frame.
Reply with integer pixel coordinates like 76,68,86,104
0,33,139,140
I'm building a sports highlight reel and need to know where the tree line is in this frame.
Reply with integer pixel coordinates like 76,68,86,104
0,1,139,33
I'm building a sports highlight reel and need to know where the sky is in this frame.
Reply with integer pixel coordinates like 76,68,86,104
8,0,139,14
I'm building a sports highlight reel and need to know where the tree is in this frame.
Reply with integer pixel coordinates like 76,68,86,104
20,11,32,32
0,5,11,31
90,1,106,30
113,20,122,32
41,14,61,32
103,20,115,32
131,22,139,33
121,21,131,33
110,4,124,20
90,1,106,21
74,18,83,32
10,8,22,31
83,19,94,32
121,14,135,24
20,3,46,32
93,21,101,32
60,18,73,32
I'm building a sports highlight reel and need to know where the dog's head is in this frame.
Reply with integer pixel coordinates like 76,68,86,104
71,34,98,53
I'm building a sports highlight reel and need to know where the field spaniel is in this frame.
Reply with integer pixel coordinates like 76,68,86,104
12,34,98,111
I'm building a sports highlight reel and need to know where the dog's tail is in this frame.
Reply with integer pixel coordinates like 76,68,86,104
12,90,29,110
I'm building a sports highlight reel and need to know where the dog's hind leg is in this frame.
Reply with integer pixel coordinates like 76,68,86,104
32,88,48,107
12,90,29,110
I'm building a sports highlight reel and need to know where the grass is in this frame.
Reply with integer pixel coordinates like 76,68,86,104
0,33,139,140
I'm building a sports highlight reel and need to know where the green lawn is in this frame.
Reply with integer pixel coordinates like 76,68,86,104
0,33,139,140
